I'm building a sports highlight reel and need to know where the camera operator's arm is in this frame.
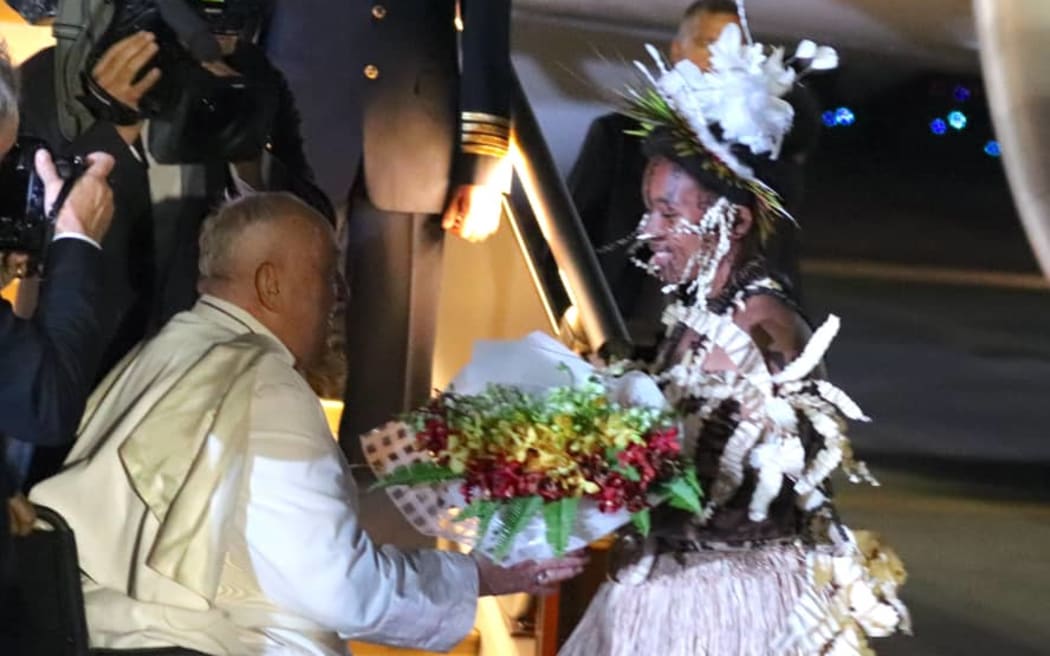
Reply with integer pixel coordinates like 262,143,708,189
0,152,115,447
88,31,162,148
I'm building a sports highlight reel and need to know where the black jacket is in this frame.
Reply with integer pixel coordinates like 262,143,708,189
263,0,513,212
1,238,105,488
0,239,104,450
565,112,651,330
0,238,104,631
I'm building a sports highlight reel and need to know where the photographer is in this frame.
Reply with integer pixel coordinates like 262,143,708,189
15,0,328,482
17,0,328,377
0,45,115,608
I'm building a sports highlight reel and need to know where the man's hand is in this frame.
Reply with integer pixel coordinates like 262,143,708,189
90,31,162,145
8,494,36,537
36,150,116,244
475,550,589,597
442,184,503,243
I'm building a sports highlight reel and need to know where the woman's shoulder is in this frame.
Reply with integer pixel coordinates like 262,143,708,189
733,293,812,372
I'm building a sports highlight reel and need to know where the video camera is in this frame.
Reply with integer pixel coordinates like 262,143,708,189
81,0,277,164
0,138,87,275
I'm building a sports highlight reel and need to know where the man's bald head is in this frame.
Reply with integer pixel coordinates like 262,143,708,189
198,193,339,366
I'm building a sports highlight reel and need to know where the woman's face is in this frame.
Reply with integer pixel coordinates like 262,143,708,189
638,157,722,283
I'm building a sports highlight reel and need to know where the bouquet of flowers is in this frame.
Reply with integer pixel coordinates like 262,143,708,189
363,333,703,565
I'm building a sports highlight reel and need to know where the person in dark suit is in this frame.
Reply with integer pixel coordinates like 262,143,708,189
264,0,514,463
568,0,820,346
0,45,117,620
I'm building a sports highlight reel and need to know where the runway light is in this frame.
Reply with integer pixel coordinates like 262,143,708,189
834,106,856,126
953,85,972,103
984,140,1001,157
822,107,855,128
948,110,968,130
930,118,948,135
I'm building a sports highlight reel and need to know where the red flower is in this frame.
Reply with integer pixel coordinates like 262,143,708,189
647,426,681,456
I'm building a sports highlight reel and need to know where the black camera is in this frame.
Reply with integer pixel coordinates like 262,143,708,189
82,0,277,164
0,138,86,275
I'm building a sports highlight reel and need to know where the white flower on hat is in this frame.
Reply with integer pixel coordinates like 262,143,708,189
692,24,796,159
635,23,839,180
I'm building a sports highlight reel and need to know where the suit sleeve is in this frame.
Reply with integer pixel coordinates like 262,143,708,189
259,60,337,224
568,117,620,246
454,0,513,192
242,360,479,649
0,239,105,446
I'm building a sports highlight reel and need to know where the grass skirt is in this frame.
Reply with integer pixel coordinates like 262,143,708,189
559,544,809,656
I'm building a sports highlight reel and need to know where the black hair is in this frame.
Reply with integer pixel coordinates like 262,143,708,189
641,128,757,207
682,0,741,21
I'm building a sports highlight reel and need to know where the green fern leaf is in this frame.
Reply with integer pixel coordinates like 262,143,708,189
662,472,704,515
475,502,500,545
368,461,459,491
631,508,651,536
542,497,580,557
493,496,543,561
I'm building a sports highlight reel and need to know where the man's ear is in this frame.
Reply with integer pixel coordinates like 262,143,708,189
255,262,281,311
669,38,683,64
730,205,754,241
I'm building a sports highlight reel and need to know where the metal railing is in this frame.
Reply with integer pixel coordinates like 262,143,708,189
503,69,631,358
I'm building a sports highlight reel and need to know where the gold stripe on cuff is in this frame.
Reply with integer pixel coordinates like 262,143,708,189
461,111,511,127
462,144,510,158
461,136,510,151
461,122,511,138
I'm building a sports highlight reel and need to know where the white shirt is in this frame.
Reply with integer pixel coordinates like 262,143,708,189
31,296,478,655
53,232,101,250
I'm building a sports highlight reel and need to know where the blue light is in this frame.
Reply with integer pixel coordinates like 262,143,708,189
984,140,1001,157
821,110,836,127
834,107,856,126
953,85,972,103
947,110,968,130
930,118,948,135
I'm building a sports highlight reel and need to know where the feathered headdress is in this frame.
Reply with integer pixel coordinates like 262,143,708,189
623,23,838,239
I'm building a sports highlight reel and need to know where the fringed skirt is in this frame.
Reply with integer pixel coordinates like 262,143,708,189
559,544,809,656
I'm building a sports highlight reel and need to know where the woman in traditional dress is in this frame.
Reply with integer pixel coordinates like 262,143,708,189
560,23,908,656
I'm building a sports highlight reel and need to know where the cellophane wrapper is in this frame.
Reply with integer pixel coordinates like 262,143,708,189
361,332,666,565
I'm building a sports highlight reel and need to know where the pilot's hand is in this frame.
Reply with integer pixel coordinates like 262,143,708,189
442,184,503,243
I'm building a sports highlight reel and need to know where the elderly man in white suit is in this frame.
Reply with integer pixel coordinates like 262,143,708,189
30,193,586,655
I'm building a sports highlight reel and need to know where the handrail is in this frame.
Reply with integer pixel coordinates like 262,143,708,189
507,68,632,357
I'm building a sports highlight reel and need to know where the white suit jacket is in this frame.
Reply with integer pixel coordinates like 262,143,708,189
31,296,478,655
